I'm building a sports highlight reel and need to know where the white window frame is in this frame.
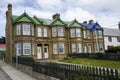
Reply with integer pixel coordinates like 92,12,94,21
23,43,31,55
38,27,42,37
59,43,64,54
53,43,57,54
32,44,34,55
71,29,75,38
58,27,64,37
98,30,102,38
16,43,21,55
23,24,30,35
77,43,82,53
84,45,87,53
44,27,47,37
88,44,92,53
76,29,81,37
16,24,21,35
72,43,76,53
99,43,104,51
52,27,56,37
87,30,90,39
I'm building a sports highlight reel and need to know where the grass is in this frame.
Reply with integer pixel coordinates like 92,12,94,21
60,58,120,70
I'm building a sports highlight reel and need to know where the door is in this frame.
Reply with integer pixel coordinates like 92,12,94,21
44,46,49,58
37,47,42,59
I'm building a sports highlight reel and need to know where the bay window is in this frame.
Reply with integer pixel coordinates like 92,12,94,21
84,45,87,53
16,24,21,35
38,27,42,37
23,24,30,35
23,43,31,55
98,30,102,38
83,30,87,38
87,30,90,39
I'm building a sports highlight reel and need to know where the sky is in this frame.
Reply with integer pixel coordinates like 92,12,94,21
0,0,120,37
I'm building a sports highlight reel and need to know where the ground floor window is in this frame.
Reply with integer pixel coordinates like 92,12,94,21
77,43,82,53
16,43,21,55
59,43,64,54
53,43,57,54
84,44,87,53
23,43,31,55
53,43,65,54
72,43,76,53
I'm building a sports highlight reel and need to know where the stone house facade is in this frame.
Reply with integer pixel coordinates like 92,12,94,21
6,4,104,63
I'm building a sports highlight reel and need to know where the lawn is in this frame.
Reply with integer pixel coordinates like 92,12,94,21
60,58,120,70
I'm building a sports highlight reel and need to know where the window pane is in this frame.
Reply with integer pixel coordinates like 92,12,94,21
72,43,76,53
76,29,81,37
32,44,34,55
16,43,21,55
16,25,21,35
84,45,87,53
98,30,102,38
44,28,47,37
23,43,31,55
52,27,56,37
83,30,86,38
78,43,82,53
58,27,63,36
53,43,57,54
59,43,64,54
71,29,75,37
32,27,34,36
87,30,90,39
38,27,42,37
23,24,30,35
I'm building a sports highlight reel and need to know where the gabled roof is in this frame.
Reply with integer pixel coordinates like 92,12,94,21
103,28,120,36
68,19,82,28
50,18,66,26
13,12,37,24
82,22,102,31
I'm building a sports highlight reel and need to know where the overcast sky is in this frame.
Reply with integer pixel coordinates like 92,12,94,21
0,0,120,37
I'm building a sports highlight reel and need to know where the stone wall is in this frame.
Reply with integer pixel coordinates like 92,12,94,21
13,63,60,80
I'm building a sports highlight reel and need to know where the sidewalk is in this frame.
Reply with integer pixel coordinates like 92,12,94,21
0,60,38,80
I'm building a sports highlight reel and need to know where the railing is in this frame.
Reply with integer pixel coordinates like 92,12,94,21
68,53,120,61
33,62,120,80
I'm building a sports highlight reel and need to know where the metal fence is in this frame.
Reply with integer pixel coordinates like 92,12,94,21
68,53,120,61
33,62,120,80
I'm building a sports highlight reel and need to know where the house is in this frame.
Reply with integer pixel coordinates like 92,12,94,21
103,23,120,50
0,44,6,59
6,4,104,63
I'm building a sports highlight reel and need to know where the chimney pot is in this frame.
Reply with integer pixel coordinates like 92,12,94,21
89,20,94,24
8,3,12,8
52,13,60,19
83,21,87,24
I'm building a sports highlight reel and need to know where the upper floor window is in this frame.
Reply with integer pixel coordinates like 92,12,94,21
83,30,87,38
108,36,112,42
117,36,120,42
23,24,30,35
98,30,102,38
16,43,21,55
32,27,34,36
76,29,81,37
38,27,42,37
16,25,21,35
87,30,90,39
23,43,31,55
58,27,64,36
52,27,56,37
70,29,75,38
93,30,97,38
44,27,48,37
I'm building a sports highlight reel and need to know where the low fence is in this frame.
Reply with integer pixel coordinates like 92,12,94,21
68,53,120,61
33,62,120,80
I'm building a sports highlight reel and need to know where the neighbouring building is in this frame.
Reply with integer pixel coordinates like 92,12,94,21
6,4,104,63
0,44,6,59
104,23,120,50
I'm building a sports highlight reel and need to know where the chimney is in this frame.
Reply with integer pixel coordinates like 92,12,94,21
8,3,12,17
118,22,120,30
52,13,60,19
89,20,94,24
83,21,87,24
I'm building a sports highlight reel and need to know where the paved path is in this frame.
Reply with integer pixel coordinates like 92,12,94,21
0,60,38,80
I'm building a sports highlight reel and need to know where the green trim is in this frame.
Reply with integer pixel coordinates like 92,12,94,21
50,18,66,26
13,12,36,24
69,19,82,28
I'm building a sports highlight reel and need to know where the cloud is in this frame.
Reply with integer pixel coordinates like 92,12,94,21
0,0,120,37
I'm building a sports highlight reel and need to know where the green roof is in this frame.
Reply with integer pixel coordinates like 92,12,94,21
0,48,6,52
12,12,85,28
